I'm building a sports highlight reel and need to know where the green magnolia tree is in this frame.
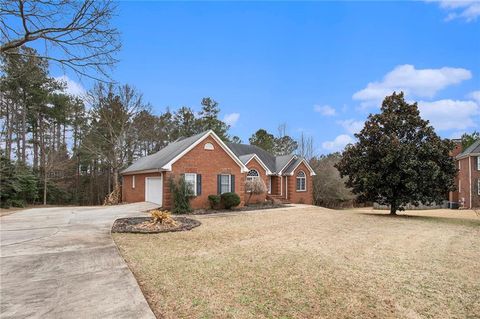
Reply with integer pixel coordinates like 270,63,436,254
335,92,456,215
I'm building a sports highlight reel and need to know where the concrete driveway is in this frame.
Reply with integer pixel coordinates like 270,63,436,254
0,202,158,319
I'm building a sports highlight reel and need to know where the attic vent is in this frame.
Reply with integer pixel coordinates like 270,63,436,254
204,142,214,150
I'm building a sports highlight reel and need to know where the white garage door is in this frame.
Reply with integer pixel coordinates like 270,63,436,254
145,177,163,206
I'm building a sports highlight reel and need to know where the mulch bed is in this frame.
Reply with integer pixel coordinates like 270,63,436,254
191,203,287,215
112,216,201,234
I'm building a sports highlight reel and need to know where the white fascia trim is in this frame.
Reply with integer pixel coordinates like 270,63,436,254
286,158,316,176
278,155,298,175
244,154,273,175
121,168,162,175
162,130,250,173
457,153,480,160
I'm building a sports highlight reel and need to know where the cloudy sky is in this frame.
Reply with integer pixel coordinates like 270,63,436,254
57,1,480,154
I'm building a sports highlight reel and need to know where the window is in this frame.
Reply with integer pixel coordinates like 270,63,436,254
220,174,231,194
246,169,259,181
458,161,461,170
132,175,136,189
459,180,461,193
478,179,480,196
204,142,214,150
296,171,306,191
477,157,480,171
184,173,197,196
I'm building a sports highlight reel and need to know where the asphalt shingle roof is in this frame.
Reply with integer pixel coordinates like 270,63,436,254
226,143,298,173
121,131,208,174
122,131,303,175
457,139,480,158
226,143,278,172
283,157,303,175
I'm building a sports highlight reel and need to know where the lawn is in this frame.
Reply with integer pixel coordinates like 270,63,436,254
113,206,480,319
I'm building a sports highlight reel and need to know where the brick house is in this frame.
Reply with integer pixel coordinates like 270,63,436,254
449,139,480,209
121,130,315,209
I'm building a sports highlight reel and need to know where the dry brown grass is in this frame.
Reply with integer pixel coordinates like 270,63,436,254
113,205,480,319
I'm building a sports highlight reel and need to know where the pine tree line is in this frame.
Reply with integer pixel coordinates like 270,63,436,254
0,46,302,208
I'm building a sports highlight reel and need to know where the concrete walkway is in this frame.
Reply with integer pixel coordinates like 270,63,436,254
0,202,158,319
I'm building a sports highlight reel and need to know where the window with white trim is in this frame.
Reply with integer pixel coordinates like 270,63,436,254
478,179,480,196
184,173,197,196
220,174,231,194
246,169,259,181
204,142,214,150
477,156,480,171
132,175,136,189
296,171,306,191
459,180,461,193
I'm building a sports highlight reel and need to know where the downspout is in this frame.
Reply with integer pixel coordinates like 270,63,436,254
280,175,283,196
469,156,472,209
286,176,288,200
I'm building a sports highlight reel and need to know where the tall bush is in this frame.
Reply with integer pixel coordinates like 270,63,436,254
0,155,38,208
169,176,193,214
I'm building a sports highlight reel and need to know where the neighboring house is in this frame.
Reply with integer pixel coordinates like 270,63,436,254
449,139,480,209
121,130,315,209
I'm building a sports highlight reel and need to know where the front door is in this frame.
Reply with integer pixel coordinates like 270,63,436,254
145,176,163,206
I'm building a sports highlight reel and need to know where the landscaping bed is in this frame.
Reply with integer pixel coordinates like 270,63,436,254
112,216,201,234
191,202,287,215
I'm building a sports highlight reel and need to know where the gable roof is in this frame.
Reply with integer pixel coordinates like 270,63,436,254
456,139,480,159
226,143,312,175
283,157,316,176
227,143,277,172
122,130,249,175
238,153,272,175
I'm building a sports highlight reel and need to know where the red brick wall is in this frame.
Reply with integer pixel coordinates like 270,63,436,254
245,158,269,204
164,136,245,209
286,162,313,204
122,172,162,203
456,156,480,208
469,156,480,208
271,176,280,195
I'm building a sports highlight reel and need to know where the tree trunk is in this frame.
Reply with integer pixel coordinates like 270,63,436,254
4,101,12,161
33,118,39,170
43,173,47,205
390,201,397,215
21,94,27,163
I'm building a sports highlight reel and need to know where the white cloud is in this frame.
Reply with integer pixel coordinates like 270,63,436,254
428,0,480,22
223,113,240,127
54,75,87,97
353,64,472,107
337,119,365,135
314,104,336,116
468,90,480,103
418,99,480,131
322,134,355,152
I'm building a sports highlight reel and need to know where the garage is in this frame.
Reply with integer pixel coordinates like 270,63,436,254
145,176,163,206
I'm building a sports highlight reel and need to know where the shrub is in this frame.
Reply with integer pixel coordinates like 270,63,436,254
169,176,193,214
0,155,38,208
208,195,221,209
245,178,267,205
150,209,177,226
221,192,240,209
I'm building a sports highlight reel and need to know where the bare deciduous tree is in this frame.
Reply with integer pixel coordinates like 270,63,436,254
245,178,267,205
0,0,120,80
